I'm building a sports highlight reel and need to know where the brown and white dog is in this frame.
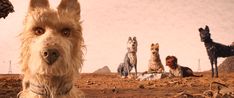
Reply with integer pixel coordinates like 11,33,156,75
148,43,164,73
166,56,202,77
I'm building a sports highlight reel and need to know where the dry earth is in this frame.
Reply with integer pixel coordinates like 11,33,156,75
0,72,234,98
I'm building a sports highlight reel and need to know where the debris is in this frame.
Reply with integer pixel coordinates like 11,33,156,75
112,87,118,93
139,84,145,89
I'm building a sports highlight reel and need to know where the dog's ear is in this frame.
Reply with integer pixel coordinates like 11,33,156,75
198,28,203,32
133,36,137,41
128,37,132,41
205,25,209,32
166,55,171,61
29,0,50,11
155,43,159,47
172,56,178,64
151,43,154,47
57,0,80,17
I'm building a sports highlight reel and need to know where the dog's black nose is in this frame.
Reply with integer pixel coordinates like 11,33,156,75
41,49,60,65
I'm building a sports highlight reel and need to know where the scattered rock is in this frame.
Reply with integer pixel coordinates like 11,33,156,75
112,87,118,93
174,92,195,98
86,80,95,85
138,84,145,89
93,66,111,74
101,90,105,94
203,90,213,97
147,81,154,86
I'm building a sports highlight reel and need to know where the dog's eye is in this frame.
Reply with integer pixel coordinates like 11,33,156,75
61,28,71,37
33,27,45,35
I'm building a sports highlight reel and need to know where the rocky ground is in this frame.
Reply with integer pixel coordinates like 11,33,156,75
0,72,234,98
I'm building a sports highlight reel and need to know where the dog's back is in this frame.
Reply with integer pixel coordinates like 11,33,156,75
180,66,194,77
212,43,234,57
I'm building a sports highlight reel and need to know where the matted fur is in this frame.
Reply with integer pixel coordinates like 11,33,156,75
18,0,84,98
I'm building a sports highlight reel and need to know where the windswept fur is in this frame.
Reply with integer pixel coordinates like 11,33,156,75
18,0,84,98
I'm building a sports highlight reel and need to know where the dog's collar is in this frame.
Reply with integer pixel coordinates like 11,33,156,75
29,82,73,97
127,50,137,53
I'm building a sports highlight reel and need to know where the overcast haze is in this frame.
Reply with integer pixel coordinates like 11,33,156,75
0,0,234,73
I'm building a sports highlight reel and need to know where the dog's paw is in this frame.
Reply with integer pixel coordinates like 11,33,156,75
121,76,127,79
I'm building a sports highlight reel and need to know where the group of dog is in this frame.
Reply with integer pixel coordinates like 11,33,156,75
117,37,201,79
118,26,234,79
14,0,234,97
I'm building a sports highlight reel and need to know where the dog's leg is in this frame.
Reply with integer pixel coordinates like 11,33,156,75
117,63,123,76
134,64,137,77
135,59,137,77
118,63,129,77
126,63,130,77
124,54,131,77
214,59,218,78
210,59,214,78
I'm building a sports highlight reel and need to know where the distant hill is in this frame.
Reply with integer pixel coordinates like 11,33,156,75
93,66,111,74
219,56,234,72
218,42,234,72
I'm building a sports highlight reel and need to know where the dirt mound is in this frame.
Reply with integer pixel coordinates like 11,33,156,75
218,42,234,72
93,66,111,74
219,56,234,72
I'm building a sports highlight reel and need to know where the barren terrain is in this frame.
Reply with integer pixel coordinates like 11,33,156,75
1,72,234,98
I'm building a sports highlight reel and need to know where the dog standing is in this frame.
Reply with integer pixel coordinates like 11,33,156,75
117,37,138,78
199,25,234,78
17,0,84,98
166,56,201,77
148,43,164,73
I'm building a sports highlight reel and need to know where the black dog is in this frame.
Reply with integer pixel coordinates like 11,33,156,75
199,25,234,78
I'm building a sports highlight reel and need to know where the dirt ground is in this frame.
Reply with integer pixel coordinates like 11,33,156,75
0,72,234,98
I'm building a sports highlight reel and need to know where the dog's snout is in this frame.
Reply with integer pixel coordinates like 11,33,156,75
41,49,60,65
